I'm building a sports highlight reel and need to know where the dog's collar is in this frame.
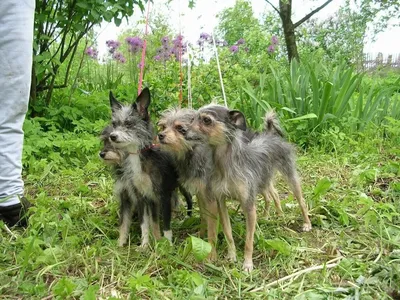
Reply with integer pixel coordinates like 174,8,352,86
129,143,159,155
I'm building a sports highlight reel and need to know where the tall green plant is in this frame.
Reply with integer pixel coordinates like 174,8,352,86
31,0,144,114
240,59,398,145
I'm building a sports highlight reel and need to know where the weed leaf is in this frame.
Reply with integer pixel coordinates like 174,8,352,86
264,239,291,255
184,236,212,262
313,178,332,198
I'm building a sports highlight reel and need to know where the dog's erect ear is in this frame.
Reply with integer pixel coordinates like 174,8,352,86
133,87,151,119
109,91,122,113
228,110,247,131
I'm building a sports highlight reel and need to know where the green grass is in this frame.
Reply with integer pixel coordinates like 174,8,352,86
1,128,399,299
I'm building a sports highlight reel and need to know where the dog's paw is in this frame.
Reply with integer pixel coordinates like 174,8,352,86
226,251,237,262
163,230,173,243
208,249,217,261
302,222,312,232
140,237,150,248
139,241,149,248
118,238,127,247
242,260,254,273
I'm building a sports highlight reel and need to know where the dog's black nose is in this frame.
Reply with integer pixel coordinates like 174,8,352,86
158,133,165,141
99,151,106,158
110,133,117,141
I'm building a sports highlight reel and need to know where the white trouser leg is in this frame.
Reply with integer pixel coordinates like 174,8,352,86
0,0,35,206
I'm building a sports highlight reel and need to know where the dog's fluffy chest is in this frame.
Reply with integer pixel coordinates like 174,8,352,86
124,155,155,199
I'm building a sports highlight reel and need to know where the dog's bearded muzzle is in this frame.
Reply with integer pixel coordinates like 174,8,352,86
184,130,204,143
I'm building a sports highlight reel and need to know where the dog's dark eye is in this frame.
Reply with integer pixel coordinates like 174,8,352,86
175,125,186,134
112,121,117,127
125,120,133,126
202,116,212,125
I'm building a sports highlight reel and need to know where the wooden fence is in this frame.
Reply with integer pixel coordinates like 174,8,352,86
362,53,400,70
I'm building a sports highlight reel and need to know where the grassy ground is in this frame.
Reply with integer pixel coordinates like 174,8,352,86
1,129,399,299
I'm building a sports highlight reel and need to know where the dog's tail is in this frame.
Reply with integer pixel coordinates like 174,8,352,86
264,110,284,137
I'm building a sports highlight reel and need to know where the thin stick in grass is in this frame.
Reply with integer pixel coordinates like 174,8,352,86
3,224,17,239
251,256,344,292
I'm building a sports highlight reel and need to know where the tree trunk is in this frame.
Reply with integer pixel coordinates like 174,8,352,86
45,74,57,107
29,62,38,117
279,0,299,62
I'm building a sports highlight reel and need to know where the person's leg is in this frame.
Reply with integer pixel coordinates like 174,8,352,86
0,0,35,226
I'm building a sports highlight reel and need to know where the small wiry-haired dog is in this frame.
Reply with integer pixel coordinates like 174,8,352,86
186,105,312,272
157,108,287,263
107,88,188,247
157,108,238,260
98,125,192,236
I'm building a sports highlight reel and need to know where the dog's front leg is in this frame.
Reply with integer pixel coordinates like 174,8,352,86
196,193,207,238
118,189,134,247
217,198,237,262
205,199,219,261
140,206,151,247
160,192,172,243
241,201,257,272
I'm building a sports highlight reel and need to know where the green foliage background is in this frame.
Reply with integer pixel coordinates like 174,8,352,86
1,0,400,299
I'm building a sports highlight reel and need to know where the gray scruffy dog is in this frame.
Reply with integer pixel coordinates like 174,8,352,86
107,88,185,247
185,104,312,272
157,108,236,261
98,125,193,241
157,108,287,264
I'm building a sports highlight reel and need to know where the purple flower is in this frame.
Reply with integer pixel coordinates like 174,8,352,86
112,51,126,63
230,45,239,53
137,62,143,68
154,35,187,62
161,36,169,45
85,47,98,59
126,36,143,54
106,40,120,48
181,42,187,54
106,39,121,54
200,32,211,40
267,45,275,54
236,38,245,45
173,34,184,47
85,47,94,56
271,35,279,45
126,36,143,47
129,45,141,53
